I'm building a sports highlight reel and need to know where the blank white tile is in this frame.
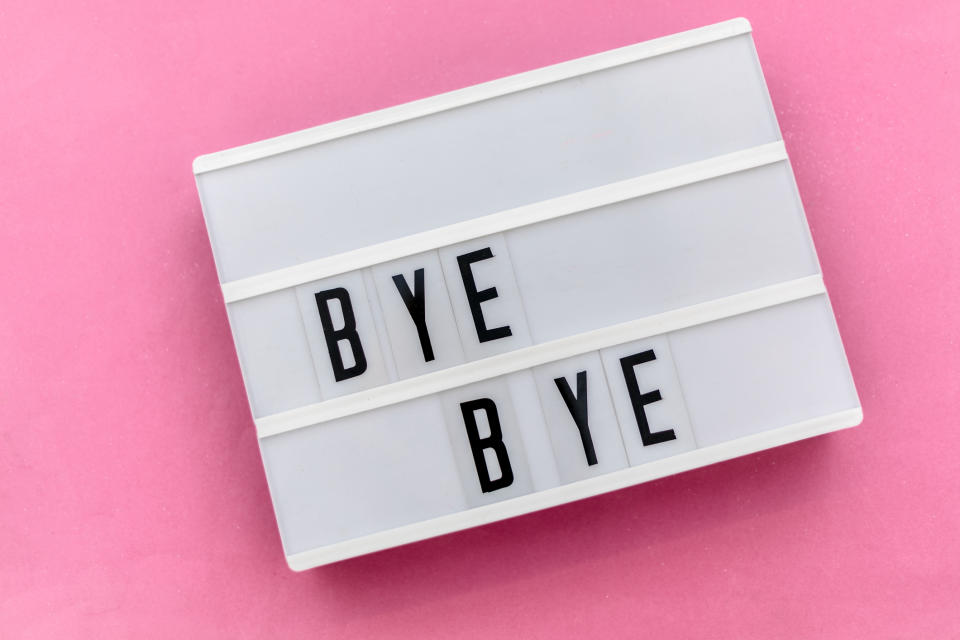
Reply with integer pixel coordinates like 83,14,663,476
441,378,534,507
600,335,696,465
260,395,467,554
504,371,561,491
533,352,628,483
362,269,399,382
295,270,391,398
227,289,323,417
669,295,860,447
439,234,532,360
370,251,465,379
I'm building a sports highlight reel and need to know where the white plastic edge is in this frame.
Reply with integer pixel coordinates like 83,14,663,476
220,141,786,303
255,274,825,438
193,18,752,175
284,406,862,570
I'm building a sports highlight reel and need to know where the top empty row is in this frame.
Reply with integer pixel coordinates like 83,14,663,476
195,30,780,283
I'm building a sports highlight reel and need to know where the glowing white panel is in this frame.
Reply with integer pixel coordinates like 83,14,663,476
227,289,322,417
260,395,466,554
196,24,779,282
506,162,820,342
670,295,860,447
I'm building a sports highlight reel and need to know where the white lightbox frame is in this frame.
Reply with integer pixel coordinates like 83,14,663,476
194,17,862,570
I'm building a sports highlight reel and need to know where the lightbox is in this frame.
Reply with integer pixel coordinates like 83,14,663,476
193,18,861,570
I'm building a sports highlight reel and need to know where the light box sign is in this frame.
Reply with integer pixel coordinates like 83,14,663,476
193,18,861,570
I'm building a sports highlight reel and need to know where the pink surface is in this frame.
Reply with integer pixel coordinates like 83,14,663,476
1,1,958,637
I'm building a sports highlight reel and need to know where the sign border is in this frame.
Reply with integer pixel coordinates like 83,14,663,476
284,406,862,570
193,18,752,175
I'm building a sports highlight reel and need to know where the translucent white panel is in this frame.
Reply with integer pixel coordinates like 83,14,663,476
362,270,399,382
438,234,532,360
370,251,465,379
440,378,535,507
669,295,860,447
294,270,392,398
197,33,779,282
227,289,323,417
260,395,466,554
599,335,696,465
533,352,628,483
507,162,820,342
504,371,561,491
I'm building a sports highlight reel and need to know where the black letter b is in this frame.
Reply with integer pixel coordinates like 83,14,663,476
314,287,367,382
460,398,514,493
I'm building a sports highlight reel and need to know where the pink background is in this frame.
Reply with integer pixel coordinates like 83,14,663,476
2,1,958,637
